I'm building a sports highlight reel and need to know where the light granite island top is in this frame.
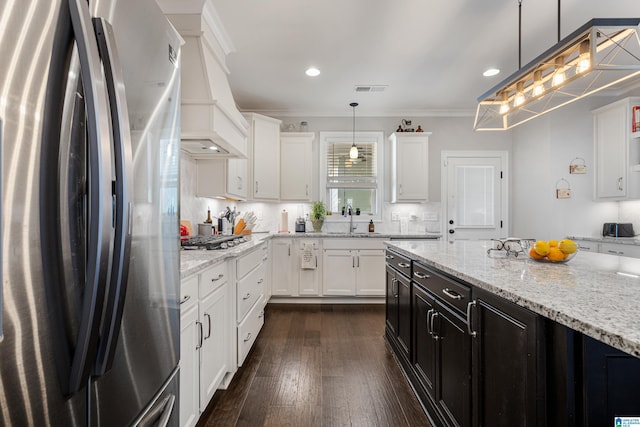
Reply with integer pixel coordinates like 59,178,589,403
386,239,640,358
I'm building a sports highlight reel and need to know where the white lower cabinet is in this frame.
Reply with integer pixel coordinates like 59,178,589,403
235,243,269,366
271,238,294,295
296,239,321,295
179,276,199,427
355,249,386,295
322,238,386,296
179,261,231,427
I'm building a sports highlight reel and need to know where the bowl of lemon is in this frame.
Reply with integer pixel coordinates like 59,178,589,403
521,239,578,263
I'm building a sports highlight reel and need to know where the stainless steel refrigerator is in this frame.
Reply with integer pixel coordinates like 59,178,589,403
0,0,181,425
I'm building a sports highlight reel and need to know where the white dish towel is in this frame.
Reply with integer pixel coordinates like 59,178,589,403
301,242,316,269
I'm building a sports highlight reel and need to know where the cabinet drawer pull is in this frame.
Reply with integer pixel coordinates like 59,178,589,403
259,311,264,319
426,309,434,335
385,254,394,260
211,273,224,282
258,278,264,284
398,262,410,269
430,312,440,340
180,295,191,305
466,301,477,338
204,313,212,339
196,321,203,350
442,288,462,300
413,271,429,279
244,332,252,342
243,293,251,300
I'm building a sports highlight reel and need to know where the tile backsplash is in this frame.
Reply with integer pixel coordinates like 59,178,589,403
180,153,441,235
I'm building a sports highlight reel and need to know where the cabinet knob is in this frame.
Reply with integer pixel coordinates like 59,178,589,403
449,229,455,234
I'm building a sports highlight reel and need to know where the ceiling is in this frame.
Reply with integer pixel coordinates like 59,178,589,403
172,0,640,117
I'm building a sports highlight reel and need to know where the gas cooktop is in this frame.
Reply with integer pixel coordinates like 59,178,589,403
181,234,251,250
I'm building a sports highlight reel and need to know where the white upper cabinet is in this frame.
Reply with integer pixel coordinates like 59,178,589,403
594,97,640,200
390,132,431,202
280,132,314,201
195,158,247,201
244,113,281,201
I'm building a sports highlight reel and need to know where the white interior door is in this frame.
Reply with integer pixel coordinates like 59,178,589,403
442,152,508,240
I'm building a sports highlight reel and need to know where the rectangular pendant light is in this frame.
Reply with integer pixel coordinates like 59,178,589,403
474,18,640,131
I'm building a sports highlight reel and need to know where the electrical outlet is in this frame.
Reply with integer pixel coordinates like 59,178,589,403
423,212,438,221
391,212,400,221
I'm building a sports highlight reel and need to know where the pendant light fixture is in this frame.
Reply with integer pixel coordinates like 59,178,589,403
474,1,640,131
349,102,359,160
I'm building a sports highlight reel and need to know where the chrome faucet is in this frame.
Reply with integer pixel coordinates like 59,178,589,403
344,203,357,233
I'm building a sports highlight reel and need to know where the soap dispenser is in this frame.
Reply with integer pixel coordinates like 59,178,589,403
369,220,374,233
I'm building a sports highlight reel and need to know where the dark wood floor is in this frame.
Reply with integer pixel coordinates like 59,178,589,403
197,304,432,427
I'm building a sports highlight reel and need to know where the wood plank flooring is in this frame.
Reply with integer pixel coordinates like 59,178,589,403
198,304,432,427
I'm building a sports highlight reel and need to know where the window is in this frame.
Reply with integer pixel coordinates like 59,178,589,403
319,131,384,220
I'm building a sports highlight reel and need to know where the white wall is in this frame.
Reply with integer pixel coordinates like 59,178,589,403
511,93,639,240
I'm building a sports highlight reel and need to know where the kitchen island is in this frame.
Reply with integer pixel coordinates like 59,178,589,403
387,239,640,356
385,239,640,427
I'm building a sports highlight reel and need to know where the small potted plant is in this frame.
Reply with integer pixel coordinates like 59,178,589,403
311,201,326,232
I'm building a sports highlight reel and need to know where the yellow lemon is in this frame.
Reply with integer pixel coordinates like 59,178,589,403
547,247,567,262
559,239,577,255
534,240,550,256
548,239,558,247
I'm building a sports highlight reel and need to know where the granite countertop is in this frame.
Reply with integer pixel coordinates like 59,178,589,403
386,239,640,358
270,232,441,239
567,235,640,246
180,232,441,278
180,233,271,279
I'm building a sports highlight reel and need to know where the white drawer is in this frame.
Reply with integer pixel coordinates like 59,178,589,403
600,242,640,258
237,243,268,279
180,275,198,311
199,262,227,297
237,298,265,366
237,261,266,321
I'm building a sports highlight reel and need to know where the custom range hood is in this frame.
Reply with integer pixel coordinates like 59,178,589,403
163,2,248,157
474,18,640,131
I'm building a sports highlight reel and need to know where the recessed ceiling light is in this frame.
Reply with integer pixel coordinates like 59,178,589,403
305,67,320,77
483,68,500,77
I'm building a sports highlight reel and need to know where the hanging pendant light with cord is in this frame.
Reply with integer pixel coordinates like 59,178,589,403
349,102,359,160
474,0,640,131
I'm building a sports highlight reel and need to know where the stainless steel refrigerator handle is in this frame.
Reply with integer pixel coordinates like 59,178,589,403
92,16,135,377
156,394,176,427
67,0,115,395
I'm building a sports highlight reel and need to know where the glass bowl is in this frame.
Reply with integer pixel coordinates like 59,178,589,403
520,240,578,263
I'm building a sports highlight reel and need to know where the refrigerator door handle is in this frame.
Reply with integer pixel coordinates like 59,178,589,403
137,394,176,427
92,16,134,377
66,0,115,395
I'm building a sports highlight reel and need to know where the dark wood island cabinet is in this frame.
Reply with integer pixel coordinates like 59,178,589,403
385,240,640,427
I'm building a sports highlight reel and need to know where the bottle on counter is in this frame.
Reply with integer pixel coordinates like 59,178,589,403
369,220,375,233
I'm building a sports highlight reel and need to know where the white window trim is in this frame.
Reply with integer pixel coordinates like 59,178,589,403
319,131,384,222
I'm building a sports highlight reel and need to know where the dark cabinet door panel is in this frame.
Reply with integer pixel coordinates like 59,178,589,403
473,288,540,427
436,301,471,427
412,284,437,399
